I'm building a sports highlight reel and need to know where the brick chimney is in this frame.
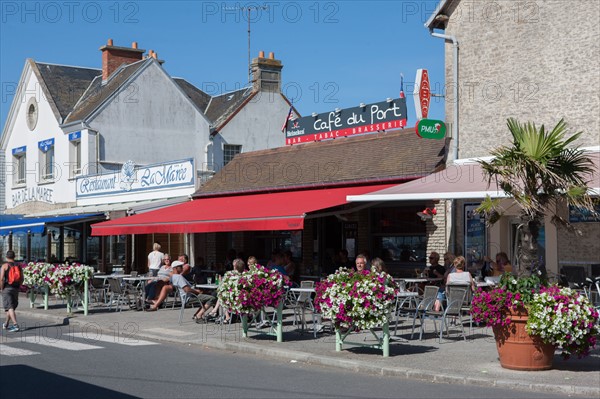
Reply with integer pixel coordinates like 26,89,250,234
251,50,283,92
99,39,145,82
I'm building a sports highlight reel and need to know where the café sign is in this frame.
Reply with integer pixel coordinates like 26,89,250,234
77,158,195,198
285,97,407,145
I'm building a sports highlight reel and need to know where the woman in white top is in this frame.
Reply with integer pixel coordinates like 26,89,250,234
434,256,475,311
147,242,164,277
446,256,476,291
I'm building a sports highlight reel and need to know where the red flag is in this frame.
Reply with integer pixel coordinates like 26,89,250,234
281,105,293,133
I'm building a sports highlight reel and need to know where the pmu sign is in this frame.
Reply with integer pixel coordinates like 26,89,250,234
414,69,431,120
416,119,446,140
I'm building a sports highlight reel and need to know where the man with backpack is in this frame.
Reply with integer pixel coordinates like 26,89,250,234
1,250,23,332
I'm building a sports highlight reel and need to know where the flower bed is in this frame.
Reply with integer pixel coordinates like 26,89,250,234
23,262,94,297
314,268,398,331
217,264,287,315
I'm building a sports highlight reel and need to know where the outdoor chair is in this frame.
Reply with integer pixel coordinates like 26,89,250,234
419,285,469,342
287,281,315,331
410,285,439,339
177,288,202,325
394,279,420,334
106,277,134,312
89,277,108,305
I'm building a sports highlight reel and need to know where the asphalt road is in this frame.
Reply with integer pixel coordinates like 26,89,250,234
0,316,571,399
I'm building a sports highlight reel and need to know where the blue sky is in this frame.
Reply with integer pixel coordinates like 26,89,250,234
1,1,445,133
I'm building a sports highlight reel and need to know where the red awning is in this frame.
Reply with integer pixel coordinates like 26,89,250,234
91,185,394,236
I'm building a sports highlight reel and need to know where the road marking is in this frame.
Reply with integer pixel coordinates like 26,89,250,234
145,328,194,337
0,343,40,357
65,333,158,346
20,336,103,351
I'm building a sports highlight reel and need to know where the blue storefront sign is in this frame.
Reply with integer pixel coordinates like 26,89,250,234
68,131,81,141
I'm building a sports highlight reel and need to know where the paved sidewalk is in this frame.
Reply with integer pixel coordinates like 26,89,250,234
7,293,600,397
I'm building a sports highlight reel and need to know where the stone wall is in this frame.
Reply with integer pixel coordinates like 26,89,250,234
444,0,599,160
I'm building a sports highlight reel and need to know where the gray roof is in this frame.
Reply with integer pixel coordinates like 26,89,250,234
29,58,273,131
64,59,149,124
173,78,211,113
34,62,100,120
205,88,255,129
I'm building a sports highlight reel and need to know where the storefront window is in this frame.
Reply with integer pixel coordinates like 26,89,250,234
11,234,27,261
108,235,127,266
31,233,47,262
371,206,426,263
87,236,100,269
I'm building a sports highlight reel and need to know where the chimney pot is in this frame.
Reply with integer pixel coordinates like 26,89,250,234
107,38,113,46
258,50,265,58
269,52,274,59
132,41,138,49
152,52,157,59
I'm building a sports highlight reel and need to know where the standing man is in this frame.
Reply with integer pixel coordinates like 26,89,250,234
1,250,23,332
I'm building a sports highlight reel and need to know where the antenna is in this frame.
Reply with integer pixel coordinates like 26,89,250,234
241,5,268,84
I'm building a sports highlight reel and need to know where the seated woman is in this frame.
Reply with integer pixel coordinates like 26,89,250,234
202,258,247,323
145,254,173,302
371,257,387,273
434,256,475,311
485,252,513,276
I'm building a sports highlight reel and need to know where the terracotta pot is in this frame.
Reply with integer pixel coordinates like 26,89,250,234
492,308,556,371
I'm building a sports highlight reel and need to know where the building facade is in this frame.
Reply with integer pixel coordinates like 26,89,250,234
0,40,295,269
425,0,600,275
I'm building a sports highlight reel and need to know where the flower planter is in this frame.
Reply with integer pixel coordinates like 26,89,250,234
492,308,555,370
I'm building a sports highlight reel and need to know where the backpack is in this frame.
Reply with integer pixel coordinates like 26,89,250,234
6,262,22,287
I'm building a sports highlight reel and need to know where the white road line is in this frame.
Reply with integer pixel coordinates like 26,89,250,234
145,328,194,337
0,344,40,357
19,337,103,351
65,333,158,346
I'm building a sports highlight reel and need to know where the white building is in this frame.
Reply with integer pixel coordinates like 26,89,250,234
0,40,296,268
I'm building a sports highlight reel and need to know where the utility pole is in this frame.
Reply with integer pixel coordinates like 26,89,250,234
241,5,268,84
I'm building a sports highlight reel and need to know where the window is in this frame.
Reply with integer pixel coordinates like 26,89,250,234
223,144,242,165
13,153,26,185
26,97,38,131
39,139,55,181
70,139,82,177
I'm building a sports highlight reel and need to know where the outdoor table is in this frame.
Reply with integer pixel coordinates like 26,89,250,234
299,275,321,282
195,283,218,290
476,281,495,288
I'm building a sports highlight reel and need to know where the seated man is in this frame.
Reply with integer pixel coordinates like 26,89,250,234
148,260,216,312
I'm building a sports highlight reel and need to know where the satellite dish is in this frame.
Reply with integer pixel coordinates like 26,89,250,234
417,208,437,221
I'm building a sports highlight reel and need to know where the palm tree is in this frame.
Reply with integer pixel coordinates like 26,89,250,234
476,118,597,275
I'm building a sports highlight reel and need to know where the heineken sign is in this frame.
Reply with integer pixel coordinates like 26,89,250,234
285,97,407,145
416,119,446,140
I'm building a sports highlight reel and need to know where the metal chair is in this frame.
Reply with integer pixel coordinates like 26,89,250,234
106,278,133,312
177,288,202,325
410,285,439,339
419,285,469,342
288,282,315,331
